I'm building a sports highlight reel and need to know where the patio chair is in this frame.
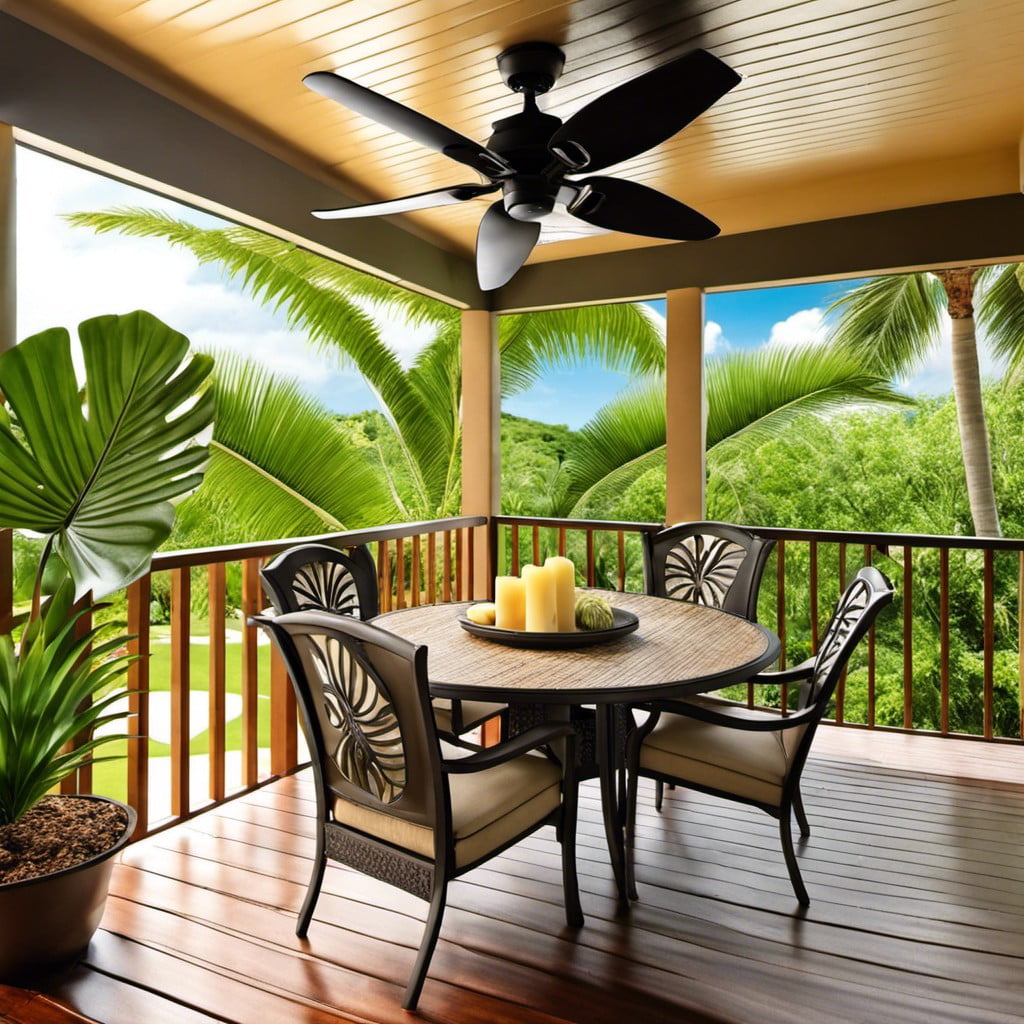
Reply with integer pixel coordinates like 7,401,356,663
643,521,776,809
251,609,583,1010
625,566,894,906
260,542,504,743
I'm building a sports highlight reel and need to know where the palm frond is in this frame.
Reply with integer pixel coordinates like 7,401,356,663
825,273,946,377
976,263,1024,377
202,352,397,538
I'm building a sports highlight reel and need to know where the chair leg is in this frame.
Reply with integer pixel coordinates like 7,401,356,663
402,880,448,1011
779,808,810,907
654,779,664,812
296,827,327,938
624,766,641,901
793,786,810,837
560,776,584,928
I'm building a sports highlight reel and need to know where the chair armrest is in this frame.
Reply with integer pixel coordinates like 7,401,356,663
442,723,574,774
650,699,819,732
750,656,815,686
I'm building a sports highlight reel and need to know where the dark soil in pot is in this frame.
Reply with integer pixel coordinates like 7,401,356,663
0,797,128,885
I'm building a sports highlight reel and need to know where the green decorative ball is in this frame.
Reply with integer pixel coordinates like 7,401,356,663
575,594,615,631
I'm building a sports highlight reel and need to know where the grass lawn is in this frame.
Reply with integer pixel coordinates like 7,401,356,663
90,620,274,802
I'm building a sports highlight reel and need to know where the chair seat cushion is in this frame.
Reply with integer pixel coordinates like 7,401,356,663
639,703,803,807
333,751,561,868
432,698,506,735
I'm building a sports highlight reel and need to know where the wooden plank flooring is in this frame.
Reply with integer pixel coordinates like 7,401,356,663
6,728,1024,1023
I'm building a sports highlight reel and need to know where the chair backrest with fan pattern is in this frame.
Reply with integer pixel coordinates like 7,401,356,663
256,610,442,830
261,543,380,620
643,521,775,621
798,566,894,716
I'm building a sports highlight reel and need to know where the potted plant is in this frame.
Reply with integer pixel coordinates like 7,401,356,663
0,310,214,982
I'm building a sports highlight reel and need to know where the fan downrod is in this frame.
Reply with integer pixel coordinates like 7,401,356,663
496,42,566,95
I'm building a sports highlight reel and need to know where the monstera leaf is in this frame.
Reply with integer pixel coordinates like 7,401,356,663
0,311,215,599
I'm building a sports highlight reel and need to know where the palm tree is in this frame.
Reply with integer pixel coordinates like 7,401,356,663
554,345,912,516
826,265,1024,537
68,209,666,528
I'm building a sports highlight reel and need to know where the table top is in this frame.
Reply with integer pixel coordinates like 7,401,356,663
375,591,780,704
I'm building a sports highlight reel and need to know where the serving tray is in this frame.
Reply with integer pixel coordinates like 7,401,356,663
457,606,639,649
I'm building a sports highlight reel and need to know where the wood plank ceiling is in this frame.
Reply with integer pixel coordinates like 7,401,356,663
5,0,1024,300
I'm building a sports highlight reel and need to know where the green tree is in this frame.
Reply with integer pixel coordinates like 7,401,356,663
826,265,1024,537
559,345,912,517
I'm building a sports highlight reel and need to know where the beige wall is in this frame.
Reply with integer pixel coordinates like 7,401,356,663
460,309,499,598
664,288,705,524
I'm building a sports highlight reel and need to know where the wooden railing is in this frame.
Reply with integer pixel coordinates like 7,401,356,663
87,516,482,839
494,517,1024,745
4,515,1022,842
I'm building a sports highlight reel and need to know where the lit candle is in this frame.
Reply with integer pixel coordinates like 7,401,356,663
545,555,576,632
523,563,557,632
494,575,526,631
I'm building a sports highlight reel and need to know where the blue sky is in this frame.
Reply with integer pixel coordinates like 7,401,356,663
16,146,987,431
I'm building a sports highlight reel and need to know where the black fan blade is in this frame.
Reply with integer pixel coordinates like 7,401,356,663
476,201,541,290
568,176,719,240
548,49,740,173
313,183,499,220
304,71,513,179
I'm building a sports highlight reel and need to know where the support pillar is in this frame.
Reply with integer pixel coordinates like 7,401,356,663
0,125,14,632
664,287,706,524
460,309,500,598
0,124,13,354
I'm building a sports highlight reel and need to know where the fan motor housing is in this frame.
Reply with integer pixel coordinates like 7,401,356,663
496,42,566,94
502,176,558,221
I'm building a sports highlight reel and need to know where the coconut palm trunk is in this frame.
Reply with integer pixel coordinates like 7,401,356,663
935,268,1001,537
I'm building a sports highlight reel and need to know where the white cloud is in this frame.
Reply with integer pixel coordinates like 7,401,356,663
704,320,727,354
767,307,826,348
902,318,1007,395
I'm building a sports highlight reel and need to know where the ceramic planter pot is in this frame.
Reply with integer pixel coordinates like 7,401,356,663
0,795,137,983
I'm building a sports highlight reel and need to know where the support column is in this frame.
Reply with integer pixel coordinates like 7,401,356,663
0,125,14,633
664,287,706,524
0,124,14,354
460,308,500,599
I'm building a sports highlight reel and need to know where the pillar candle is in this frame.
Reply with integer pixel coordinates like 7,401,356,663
494,575,526,631
523,563,557,632
545,555,577,632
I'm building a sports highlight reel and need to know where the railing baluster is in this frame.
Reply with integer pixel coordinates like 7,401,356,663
170,567,190,819
531,524,540,566
617,531,626,592
903,547,913,730
442,530,452,602
865,543,876,728
396,536,406,609
586,530,596,587
411,534,422,607
126,575,150,838
511,524,520,574
983,549,994,739
809,540,819,650
776,539,786,678
428,533,437,604
467,527,475,598
940,548,950,735
208,562,226,803
270,643,296,776
558,527,566,558
455,529,464,601
1019,552,1024,741
241,558,261,788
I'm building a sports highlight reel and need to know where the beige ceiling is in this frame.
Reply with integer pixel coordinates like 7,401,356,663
8,0,1024,276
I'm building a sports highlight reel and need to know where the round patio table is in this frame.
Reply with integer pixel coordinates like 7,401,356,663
376,590,780,899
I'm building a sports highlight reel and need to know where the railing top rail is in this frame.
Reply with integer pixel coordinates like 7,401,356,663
493,515,663,533
495,516,1024,552
747,525,1024,552
150,516,487,571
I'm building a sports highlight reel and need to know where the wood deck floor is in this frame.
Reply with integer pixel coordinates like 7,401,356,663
3,728,1023,1024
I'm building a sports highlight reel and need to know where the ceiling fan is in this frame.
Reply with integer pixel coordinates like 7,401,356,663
304,43,740,291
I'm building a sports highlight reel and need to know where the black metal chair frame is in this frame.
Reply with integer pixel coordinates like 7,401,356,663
625,566,894,906
253,609,583,1010
643,520,776,810
642,520,776,620
261,542,502,743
